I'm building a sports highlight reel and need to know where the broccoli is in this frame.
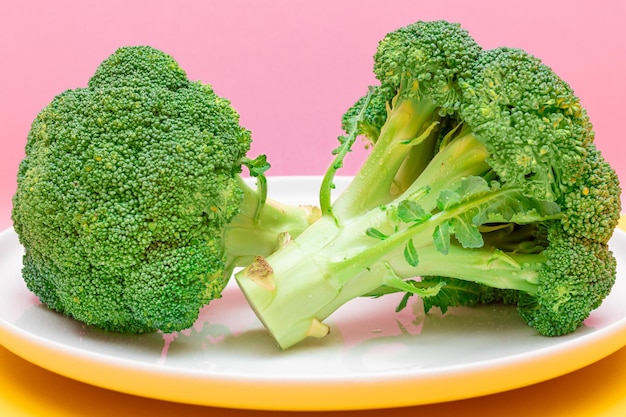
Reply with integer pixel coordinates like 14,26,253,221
235,21,622,349
12,46,319,334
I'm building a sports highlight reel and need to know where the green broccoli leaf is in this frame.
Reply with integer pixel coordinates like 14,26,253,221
404,239,419,267
421,277,483,314
397,200,431,224
366,228,389,240
450,216,484,249
433,221,451,254
241,155,271,178
437,189,461,210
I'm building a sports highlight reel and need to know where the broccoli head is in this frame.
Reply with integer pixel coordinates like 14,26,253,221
234,21,622,349
12,46,317,333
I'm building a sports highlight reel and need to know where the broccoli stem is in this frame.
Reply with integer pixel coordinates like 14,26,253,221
235,198,543,349
382,243,543,294
234,127,564,349
235,208,534,349
398,131,491,209
331,97,440,221
236,215,392,349
234,132,494,348
223,176,321,274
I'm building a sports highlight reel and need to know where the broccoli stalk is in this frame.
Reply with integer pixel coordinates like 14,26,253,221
223,171,321,278
235,21,621,349
235,137,561,349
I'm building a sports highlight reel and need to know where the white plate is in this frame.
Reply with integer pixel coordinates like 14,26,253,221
1,176,625,411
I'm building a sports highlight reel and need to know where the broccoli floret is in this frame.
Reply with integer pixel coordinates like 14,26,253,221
330,20,483,217
378,222,616,337
517,227,616,336
234,21,621,349
12,46,318,334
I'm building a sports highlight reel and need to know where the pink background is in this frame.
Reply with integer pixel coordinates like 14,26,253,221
2,0,625,231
